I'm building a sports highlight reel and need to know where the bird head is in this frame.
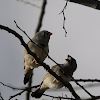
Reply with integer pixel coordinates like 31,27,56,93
34,30,52,47
65,55,77,72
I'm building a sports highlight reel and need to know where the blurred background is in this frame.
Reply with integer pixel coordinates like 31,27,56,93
0,0,100,100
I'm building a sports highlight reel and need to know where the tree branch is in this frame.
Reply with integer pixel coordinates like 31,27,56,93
16,0,40,8
71,79,100,82
12,19,96,99
14,20,92,99
59,1,68,37
9,90,25,100
0,24,80,99
26,72,33,100
0,81,40,91
0,82,23,90
69,0,100,10
59,2,96,98
86,96,100,100
43,93,76,100
0,92,4,100
35,0,47,33
25,0,47,100
0,81,40,100
13,20,95,99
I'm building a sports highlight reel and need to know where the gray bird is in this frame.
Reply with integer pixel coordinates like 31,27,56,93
31,55,77,98
23,30,52,84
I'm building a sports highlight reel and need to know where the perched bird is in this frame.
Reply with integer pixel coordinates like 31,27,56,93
67,0,100,10
31,55,77,98
23,30,52,84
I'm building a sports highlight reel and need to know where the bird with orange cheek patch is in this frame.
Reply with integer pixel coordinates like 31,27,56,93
23,30,52,85
31,55,77,98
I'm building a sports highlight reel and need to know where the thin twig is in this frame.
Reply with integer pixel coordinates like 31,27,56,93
0,82,23,90
16,0,40,8
0,81,75,100
0,92,4,100
1,80,100,100
71,79,100,82
35,0,47,33
9,90,25,100
1,24,100,100
86,96,100,100
0,81,40,100
43,94,75,100
73,83,100,91
0,81,40,91
72,76,95,98
14,20,61,69
59,1,68,37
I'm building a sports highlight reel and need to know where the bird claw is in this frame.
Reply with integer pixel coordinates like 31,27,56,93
32,56,39,64
52,78,59,83
52,75,60,83
32,59,38,64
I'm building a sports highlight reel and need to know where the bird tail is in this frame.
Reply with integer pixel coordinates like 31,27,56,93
31,84,47,98
31,88,43,98
23,67,33,85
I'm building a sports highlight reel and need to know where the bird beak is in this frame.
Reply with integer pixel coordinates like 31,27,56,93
48,32,52,36
67,56,71,60
65,55,71,61
65,59,69,61
65,58,70,61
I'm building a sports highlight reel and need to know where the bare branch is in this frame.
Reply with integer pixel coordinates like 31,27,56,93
73,83,100,91
35,0,47,33
59,1,68,37
0,81,75,100
0,82,22,90
9,90,25,100
16,0,40,8
69,0,100,10
43,94,76,100
42,93,100,100
59,2,95,98
26,72,33,100
1,80,100,100
0,81,40,91
86,96,100,100
0,81,40,100
71,79,100,82
14,20,95,99
0,92,4,100
0,24,80,99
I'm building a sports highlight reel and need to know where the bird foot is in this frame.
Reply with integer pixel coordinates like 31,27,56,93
32,56,39,64
52,75,60,83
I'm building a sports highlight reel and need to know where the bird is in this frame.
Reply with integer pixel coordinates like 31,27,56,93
23,30,52,85
66,0,100,10
31,55,77,98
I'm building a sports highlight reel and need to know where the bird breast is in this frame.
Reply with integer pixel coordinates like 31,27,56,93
30,45,49,62
42,72,71,89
